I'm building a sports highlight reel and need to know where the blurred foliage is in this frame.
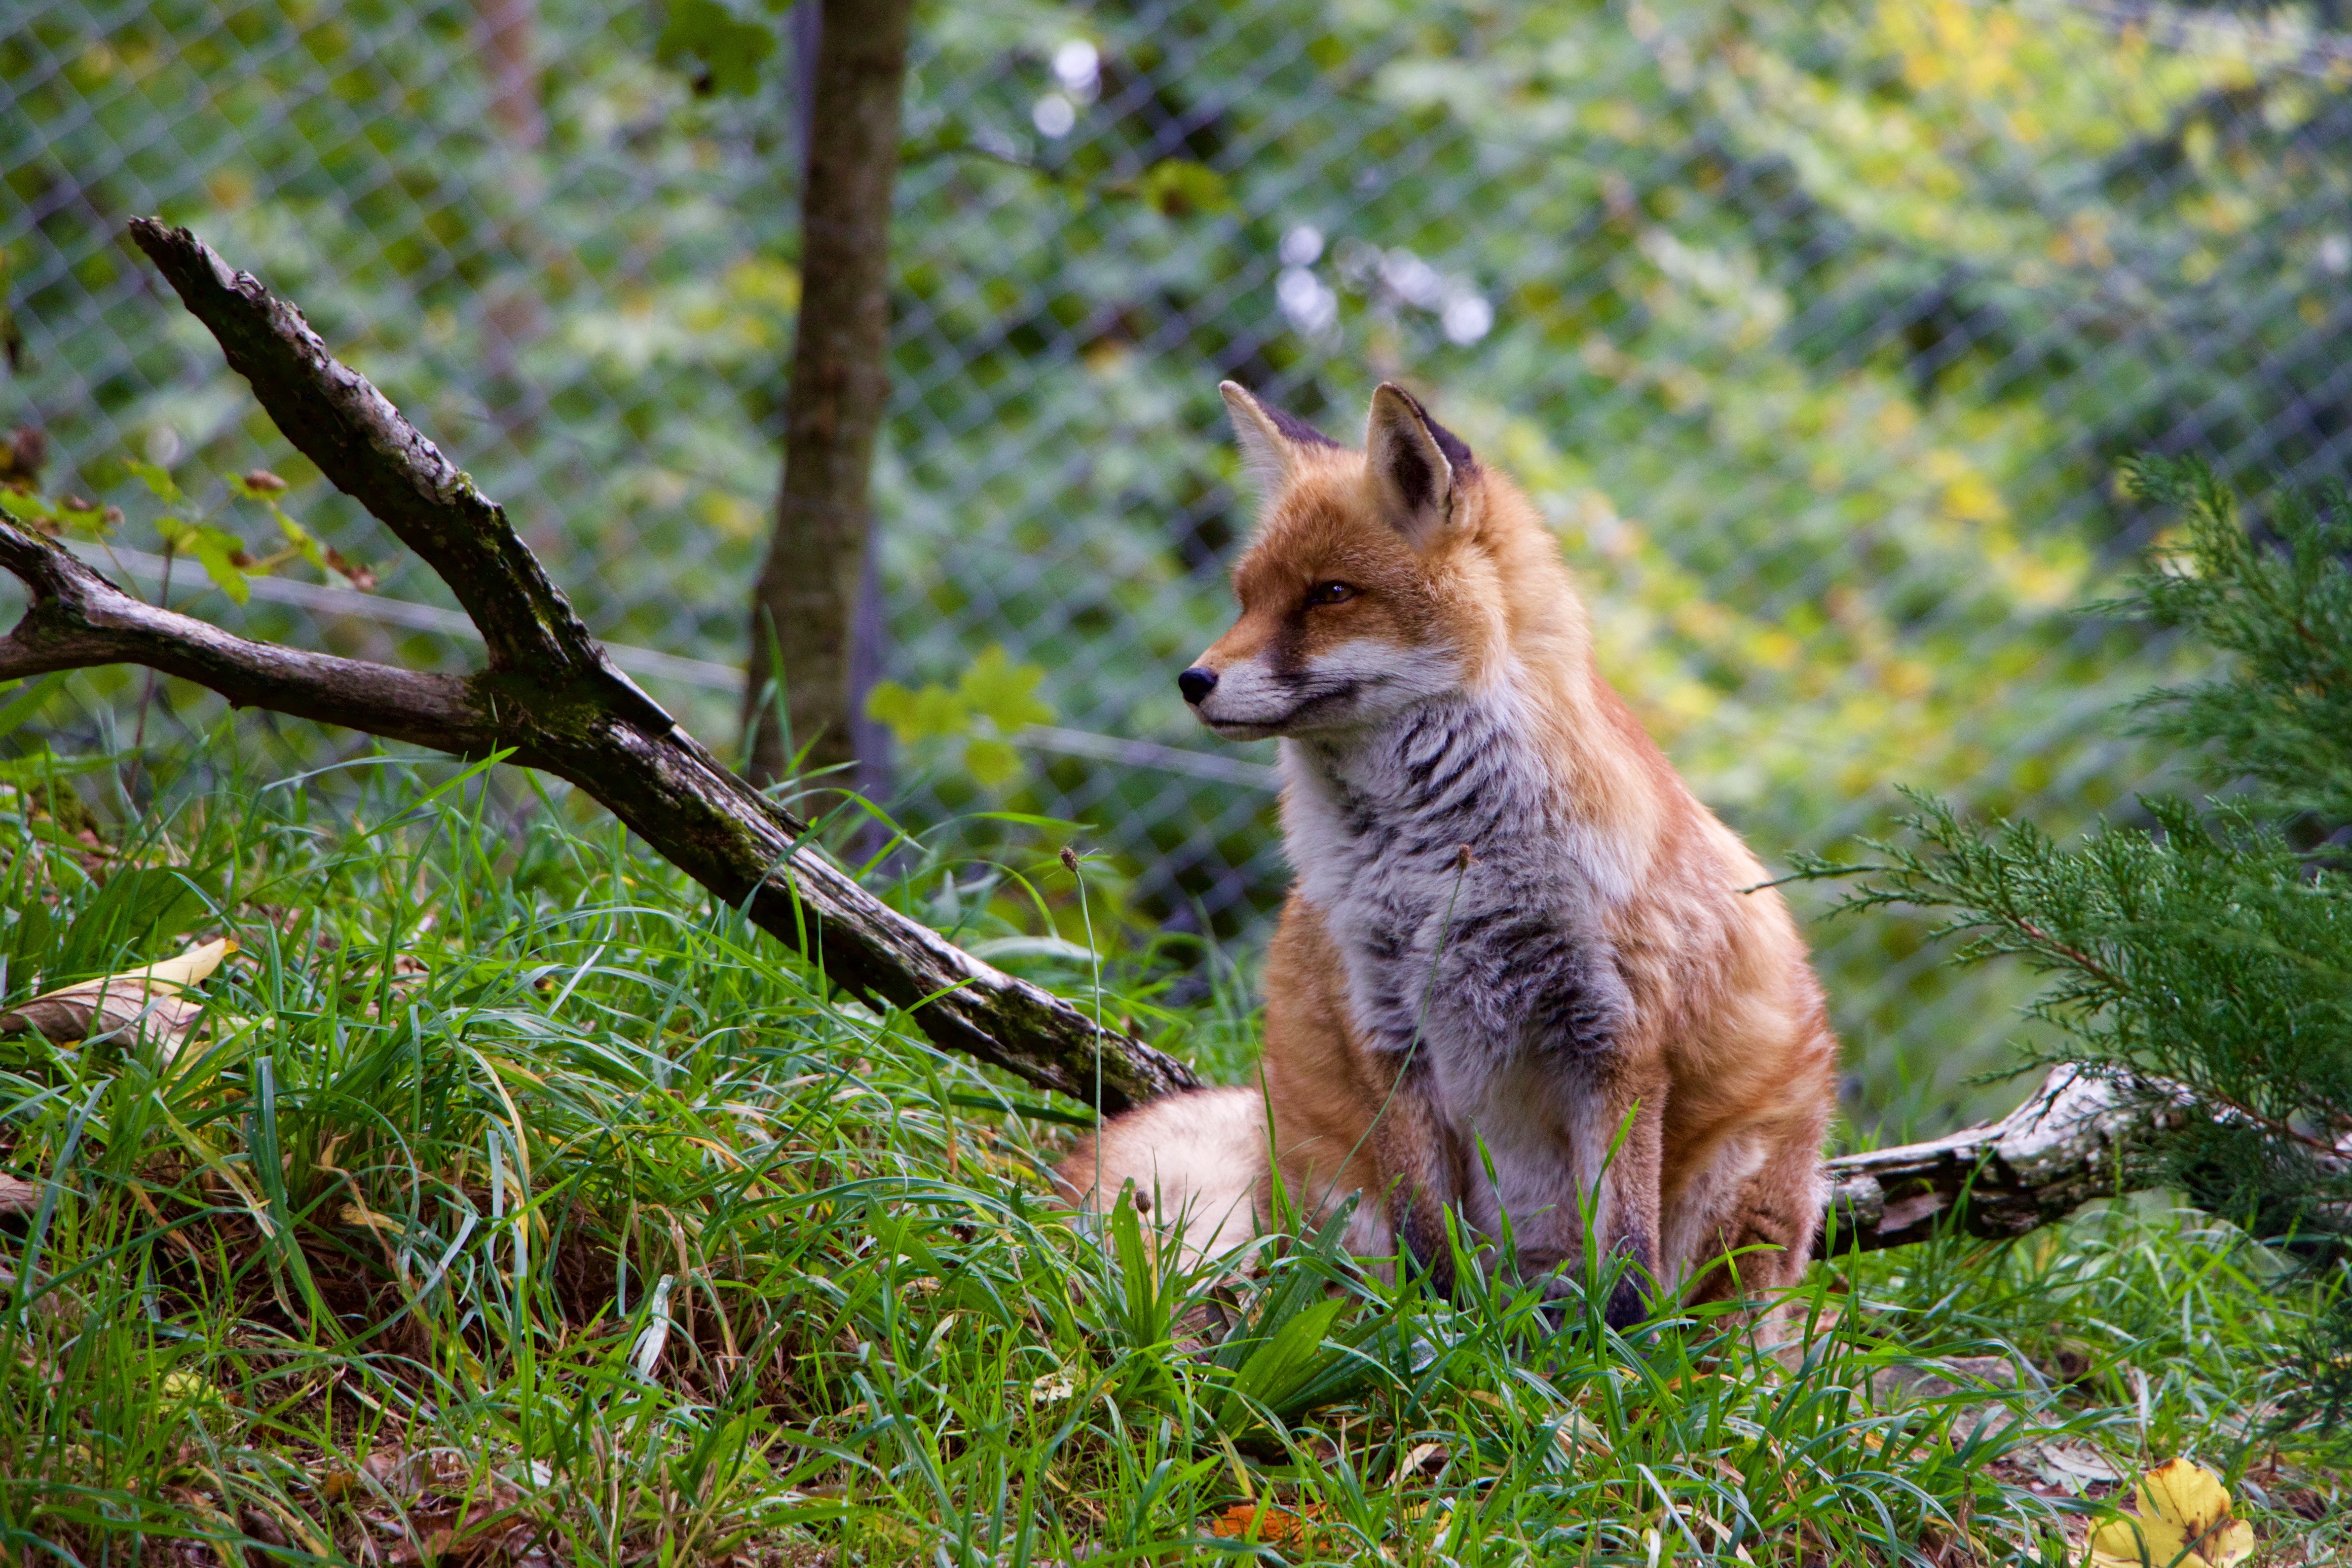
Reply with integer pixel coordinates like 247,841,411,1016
7,0,2351,1132
868,644,1057,790
1807,457,2352,1428
1,452,371,606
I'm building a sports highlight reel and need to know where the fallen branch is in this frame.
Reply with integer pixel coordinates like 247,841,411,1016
1818,1065,2171,1255
0,220,1197,1113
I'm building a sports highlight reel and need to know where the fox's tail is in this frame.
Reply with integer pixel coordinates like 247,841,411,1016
1053,1086,1269,1265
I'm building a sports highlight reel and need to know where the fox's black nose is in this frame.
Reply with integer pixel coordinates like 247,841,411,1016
1178,667,1218,705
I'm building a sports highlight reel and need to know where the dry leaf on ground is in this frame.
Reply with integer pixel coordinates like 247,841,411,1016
0,1174,39,1215
1400,1441,1448,1477
335,1447,557,1567
1552,1408,1613,1461
0,936,235,1052
2018,1437,2123,1494
1209,1500,1321,1547
2089,1457,2255,1567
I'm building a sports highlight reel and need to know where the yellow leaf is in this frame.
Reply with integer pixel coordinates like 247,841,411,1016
138,936,238,990
158,1370,228,1410
1,937,236,1053
2138,1459,2232,1541
2201,1519,2255,1567
2090,1458,2255,1567
2089,1514,2192,1566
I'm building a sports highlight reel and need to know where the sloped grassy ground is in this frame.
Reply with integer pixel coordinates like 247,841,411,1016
0,753,2344,1566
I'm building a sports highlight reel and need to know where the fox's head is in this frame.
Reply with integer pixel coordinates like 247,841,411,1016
1183,381,1578,741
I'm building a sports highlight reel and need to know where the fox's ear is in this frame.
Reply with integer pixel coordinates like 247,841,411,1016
1364,383,1459,548
1220,381,1314,493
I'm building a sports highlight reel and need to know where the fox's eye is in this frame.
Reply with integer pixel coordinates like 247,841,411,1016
1306,581,1357,607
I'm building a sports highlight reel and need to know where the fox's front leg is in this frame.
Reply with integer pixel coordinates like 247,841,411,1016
1366,1059,1465,1297
1511,1066,1665,1330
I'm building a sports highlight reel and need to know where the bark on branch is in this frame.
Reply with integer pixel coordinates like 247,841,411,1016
0,219,1199,1114
1817,1065,2177,1255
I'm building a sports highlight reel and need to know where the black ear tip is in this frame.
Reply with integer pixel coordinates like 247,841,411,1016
1372,382,1476,474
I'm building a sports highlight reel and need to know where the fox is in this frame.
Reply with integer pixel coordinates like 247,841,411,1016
1058,380,1839,1325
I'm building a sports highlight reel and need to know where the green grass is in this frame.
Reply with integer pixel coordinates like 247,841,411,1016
0,745,2344,1565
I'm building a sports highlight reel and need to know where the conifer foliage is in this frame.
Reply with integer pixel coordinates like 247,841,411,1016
1808,456,2352,1430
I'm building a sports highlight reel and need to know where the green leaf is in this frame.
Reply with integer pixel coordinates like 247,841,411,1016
867,680,972,746
189,538,251,606
0,674,69,739
1137,160,1231,218
1110,1184,1173,1348
963,736,1023,788
655,0,776,96
123,458,180,501
0,490,57,522
52,865,223,981
958,645,1054,732
7,899,54,976
158,518,254,603
1214,1295,1349,1433
865,680,918,740
276,512,327,570
911,684,969,738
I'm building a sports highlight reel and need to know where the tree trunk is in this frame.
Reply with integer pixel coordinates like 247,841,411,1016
741,0,913,789
473,0,543,149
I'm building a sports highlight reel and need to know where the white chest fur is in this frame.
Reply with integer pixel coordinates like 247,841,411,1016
1279,682,1635,1095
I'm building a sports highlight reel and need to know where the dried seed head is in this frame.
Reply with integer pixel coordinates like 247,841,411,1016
242,468,287,494
9,427,48,478
1454,844,1475,870
1060,845,1080,874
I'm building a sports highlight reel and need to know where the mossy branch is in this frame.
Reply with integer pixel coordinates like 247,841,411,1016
0,219,1199,1114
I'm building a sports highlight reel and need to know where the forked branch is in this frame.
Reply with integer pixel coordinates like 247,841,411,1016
0,220,1198,1113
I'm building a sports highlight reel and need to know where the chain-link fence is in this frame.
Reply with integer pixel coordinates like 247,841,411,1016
9,0,2350,1127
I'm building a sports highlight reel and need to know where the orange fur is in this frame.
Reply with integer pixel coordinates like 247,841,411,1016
1061,381,1838,1317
